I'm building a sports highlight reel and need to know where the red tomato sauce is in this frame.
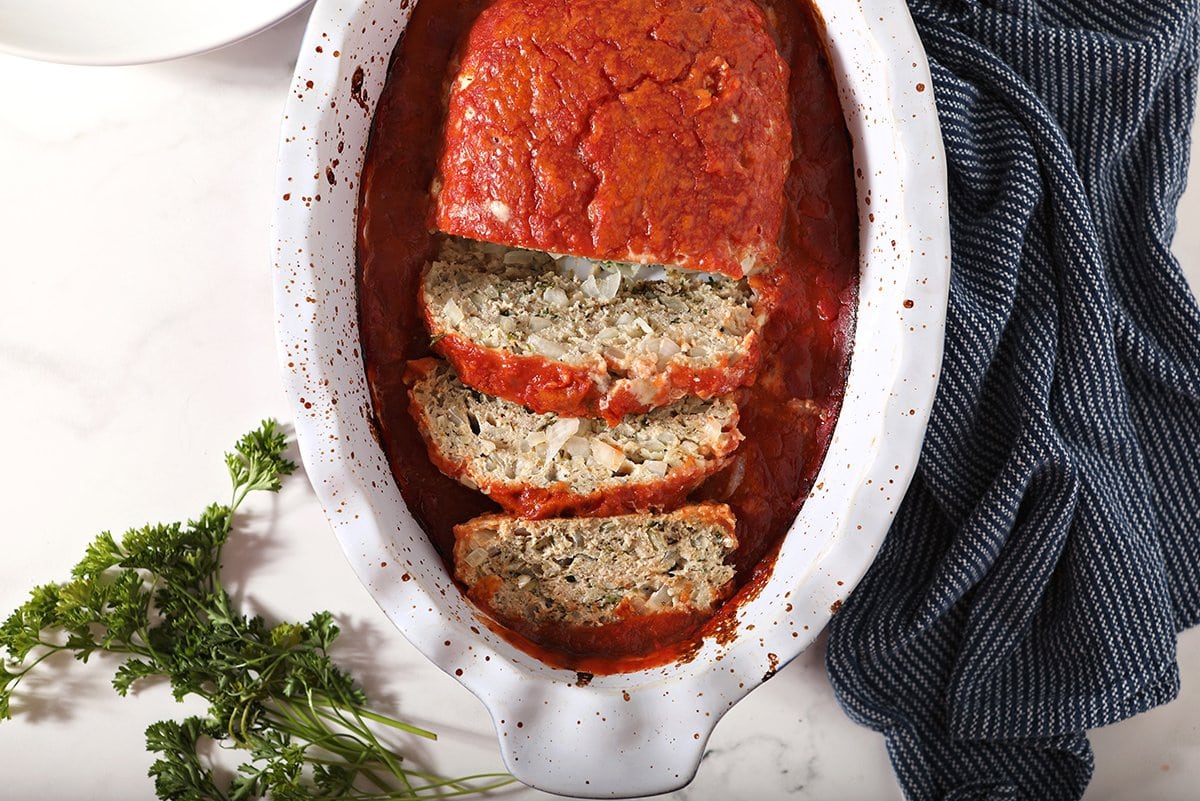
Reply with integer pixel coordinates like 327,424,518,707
428,327,764,425
356,0,858,672
431,0,792,278
403,358,741,519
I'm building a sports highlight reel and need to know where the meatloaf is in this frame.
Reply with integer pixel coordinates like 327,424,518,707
421,236,762,423
453,503,739,630
406,358,743,518
431,0,792,278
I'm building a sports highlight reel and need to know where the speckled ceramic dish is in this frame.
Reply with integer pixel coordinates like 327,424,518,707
272,1,949,796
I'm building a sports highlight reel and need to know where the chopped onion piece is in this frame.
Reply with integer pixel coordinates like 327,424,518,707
596,268,621,300
442,298,465,327
554,255,594,281
564,436,591,460
528,333,566,358
464,548,490,568
503,249,536,265
618,262,667,282
641,440,667,458
626,376,658,404
590,439,626,472
643,460,668,477
542,286,569,307
543,418,581,465
658,549,680,571
648,585,674,607
662,295,688,313
580,274,601,298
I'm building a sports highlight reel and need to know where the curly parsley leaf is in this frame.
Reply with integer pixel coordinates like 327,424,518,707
0,420,512,800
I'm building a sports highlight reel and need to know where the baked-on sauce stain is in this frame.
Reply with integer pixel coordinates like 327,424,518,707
350,64,369,111
355,0,858,672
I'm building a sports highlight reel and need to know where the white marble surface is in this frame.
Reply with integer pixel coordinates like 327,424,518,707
0,10,1197,801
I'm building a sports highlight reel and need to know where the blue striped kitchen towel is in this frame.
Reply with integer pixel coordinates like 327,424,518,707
825,1,1200,798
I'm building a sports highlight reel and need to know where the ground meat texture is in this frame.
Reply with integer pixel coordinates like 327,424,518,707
421,237,762,422
431,0,791,278
405,358,743,518
454,504,739,630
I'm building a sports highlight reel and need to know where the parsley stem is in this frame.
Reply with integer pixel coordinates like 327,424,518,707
0,421,513,800
269,697,394,769
343,703,438,740
342,698,408,780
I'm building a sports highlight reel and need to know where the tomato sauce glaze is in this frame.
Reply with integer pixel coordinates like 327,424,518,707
431,0,792,279
356,0,858,672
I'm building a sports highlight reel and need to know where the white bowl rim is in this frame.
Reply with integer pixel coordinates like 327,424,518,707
0,0,312,67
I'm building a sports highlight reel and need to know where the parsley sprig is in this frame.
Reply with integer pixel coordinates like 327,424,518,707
0,420,512,800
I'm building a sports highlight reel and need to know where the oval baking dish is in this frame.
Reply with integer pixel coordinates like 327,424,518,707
272,0,950,796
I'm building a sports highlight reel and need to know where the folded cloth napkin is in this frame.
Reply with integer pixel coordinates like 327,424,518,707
825,1,1200,798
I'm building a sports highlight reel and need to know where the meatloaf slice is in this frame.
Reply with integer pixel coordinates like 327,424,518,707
431,0,791,278
421,237,762,424
406,359,742,518
453,504,738,635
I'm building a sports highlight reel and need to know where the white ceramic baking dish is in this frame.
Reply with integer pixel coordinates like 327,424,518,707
272,1,949,796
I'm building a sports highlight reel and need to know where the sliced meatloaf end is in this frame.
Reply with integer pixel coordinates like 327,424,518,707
431,0,791,278
453,504,739,637
405,358,743,519
420,237,763,424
